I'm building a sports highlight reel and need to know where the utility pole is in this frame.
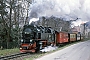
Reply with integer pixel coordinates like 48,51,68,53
17,0,20,47
83,23,85,39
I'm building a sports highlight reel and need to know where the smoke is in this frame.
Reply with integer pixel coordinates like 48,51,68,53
29,0,90,24
29,18,39,24
40,46,58,52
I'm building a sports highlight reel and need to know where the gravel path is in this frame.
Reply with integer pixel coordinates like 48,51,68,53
35,40,90,60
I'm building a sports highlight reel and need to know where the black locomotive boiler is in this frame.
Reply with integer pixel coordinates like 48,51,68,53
20,23,55,53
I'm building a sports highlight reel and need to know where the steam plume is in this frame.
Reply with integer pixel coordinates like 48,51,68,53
29,0,90,25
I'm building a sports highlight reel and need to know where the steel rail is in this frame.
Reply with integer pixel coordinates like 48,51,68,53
0,53,30,60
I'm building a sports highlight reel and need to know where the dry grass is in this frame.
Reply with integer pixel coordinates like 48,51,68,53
0,48,19,56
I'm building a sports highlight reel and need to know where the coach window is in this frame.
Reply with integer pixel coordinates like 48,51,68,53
74,35,75,38
66,34,68,38
73,35,74,38
71,35,73,38
70,34,72,38
71,35,72,38
60,33,62,38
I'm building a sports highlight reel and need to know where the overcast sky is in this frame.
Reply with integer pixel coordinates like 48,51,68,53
29,0,90,26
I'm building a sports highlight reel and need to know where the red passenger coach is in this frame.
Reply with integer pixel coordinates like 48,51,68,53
56,32,69,44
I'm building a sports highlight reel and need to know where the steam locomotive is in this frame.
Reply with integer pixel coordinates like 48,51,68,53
20,24,83,53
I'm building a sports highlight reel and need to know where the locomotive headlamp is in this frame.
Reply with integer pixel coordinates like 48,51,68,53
25,32,30,34
21,39,23,42
20,48,22,49
30,40,33,42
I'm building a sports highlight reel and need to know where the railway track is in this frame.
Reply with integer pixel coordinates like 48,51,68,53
0,52,30,60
